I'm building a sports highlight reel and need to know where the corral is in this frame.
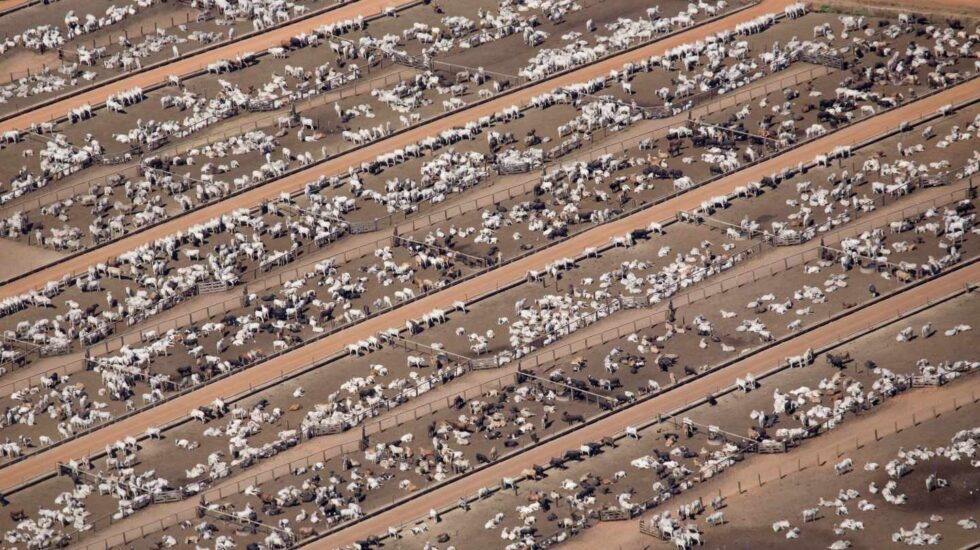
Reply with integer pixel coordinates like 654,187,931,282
0,1,977,550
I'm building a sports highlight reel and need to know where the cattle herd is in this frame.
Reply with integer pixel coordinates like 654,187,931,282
0,0,977,549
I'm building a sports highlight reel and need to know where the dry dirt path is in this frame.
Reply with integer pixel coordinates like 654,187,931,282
0,0,416,132
0,74,974,492
0,0,797,296
0,237,66,281
285,264,980,548
559,378,980,550
0,0,36,15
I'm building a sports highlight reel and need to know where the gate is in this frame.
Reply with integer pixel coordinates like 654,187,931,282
40,341,70,357
757,440,787,454
347,220,377,234
496,161,532,175
470,357,498,370
387,51,431,70
101,150,136,165
639,520,668,539
910,374,944,388
767,233,805,246
545,137,582,161
247,99,278,112
153,490,182,504
620,295,649,309
919,173,949,187
643,106,671,119
197,281,227,295
599,508,630,521
599,508,631,521
310,423,345,436
799,52,844,69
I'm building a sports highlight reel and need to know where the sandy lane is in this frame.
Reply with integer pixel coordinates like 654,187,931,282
0,0,794,296
0,0,415,132
0,0,37,15
559,379,980,550
0,74,974,491
306,265,980,549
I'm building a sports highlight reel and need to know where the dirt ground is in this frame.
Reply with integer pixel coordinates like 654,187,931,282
0,70,973,498
9,7,969,244
1,157,971,550
5,9,940,381
384,292,979,550
2,27,971,370
688,412,980,549
0,235,66,280
1,0,971,305
561,395,980,550
0,0,401,116
49,230,976,550
0,3,978,549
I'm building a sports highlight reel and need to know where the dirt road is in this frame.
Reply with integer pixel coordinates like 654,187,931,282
305,266,980,549
0,0,36,15
559,379,980,550
0,0,797,296
0,0,416,132
0,76,974,491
